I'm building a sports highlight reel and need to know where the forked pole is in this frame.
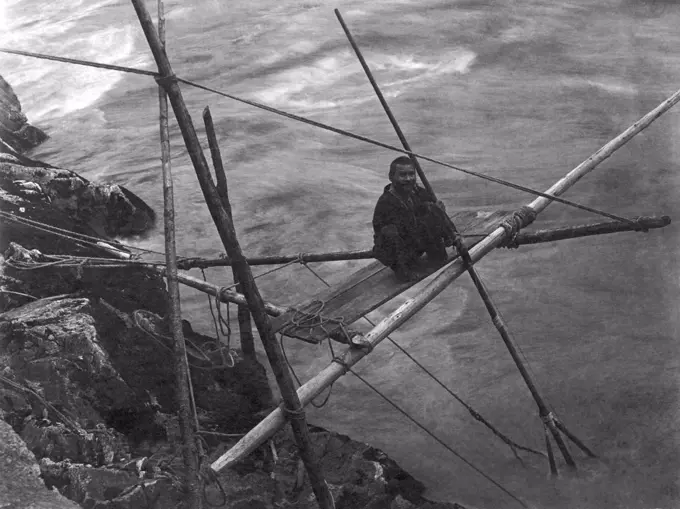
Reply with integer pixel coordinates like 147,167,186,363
156,0,202,506
213,56,680,473
202,106,256,360
130,2,335,507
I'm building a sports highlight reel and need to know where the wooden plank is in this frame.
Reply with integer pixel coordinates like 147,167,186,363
271,209,511,344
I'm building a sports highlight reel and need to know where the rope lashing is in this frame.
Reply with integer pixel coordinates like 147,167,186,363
330,356,352,375
541,411,556,425
200,461,228,508
155,73,178,87
279,332,335,408
498,206,538,249
491,314,506,331
281,405,307,420
632,216,650,233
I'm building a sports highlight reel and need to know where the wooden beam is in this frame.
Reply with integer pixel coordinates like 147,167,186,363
211,84,680,471
202,107,256,360
177,248,374,269
171,270,288,317
174,214,670,269
155,1,201,506
511,215,670,246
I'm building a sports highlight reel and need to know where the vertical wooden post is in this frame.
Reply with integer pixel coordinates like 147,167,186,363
202,107,256,360
335,8,590,473
156,1,202,507
130,2,334,506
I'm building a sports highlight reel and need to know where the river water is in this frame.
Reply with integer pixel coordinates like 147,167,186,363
2,1,680,507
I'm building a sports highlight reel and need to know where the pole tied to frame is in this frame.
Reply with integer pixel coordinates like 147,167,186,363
155,73,178,88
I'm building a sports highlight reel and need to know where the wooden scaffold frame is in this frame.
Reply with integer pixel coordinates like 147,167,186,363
1,3,677,508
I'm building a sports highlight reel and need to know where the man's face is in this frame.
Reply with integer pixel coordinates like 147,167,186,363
391,163,416,192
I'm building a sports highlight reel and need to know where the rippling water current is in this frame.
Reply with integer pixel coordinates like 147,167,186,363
2,1,680,507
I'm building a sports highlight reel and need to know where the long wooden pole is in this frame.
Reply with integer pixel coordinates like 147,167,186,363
176,214,670,269
511,215,670,245
177,248,375,269
171,270,288,316
202,106,256,360
212,85,680,471
129,3,334,506
336,8,585,471
156,1,201,507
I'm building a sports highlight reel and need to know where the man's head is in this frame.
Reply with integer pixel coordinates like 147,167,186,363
389,156,417,193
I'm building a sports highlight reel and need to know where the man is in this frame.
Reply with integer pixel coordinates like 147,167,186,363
372,156,454,282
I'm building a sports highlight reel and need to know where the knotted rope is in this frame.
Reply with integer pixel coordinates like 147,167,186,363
498,206,538,249
201,269,235,368
280,299,353,345
155,73,178,88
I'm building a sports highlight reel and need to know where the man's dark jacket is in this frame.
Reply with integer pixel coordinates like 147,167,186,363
372,184,435,251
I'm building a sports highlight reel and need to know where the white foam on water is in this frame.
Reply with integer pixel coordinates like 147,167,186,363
377,49,476,74
165,6,193,21
252,45,477,113
0,0,151,123
561,75,638,96
343,9,369,17
585,77,638,96
252,51,363,111
499,18,540,43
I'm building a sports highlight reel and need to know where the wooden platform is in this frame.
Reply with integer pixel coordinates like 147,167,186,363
270,209,511,344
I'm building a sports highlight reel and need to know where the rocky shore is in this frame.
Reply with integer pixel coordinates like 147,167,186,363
0,75,462,509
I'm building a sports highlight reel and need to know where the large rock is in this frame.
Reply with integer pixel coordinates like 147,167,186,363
0,75,48,154
0,297,158,445
0,419,81,509
0,156,156,256
203,429,462,509
0,243,168,314
0,255,277,508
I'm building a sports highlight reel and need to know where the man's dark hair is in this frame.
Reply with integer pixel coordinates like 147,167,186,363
389,156,415,179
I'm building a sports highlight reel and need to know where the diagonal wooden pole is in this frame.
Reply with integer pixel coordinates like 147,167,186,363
336,7,594,473
130,2,335,506
202,106,256,360
173,214,670,269
156,1,202,507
